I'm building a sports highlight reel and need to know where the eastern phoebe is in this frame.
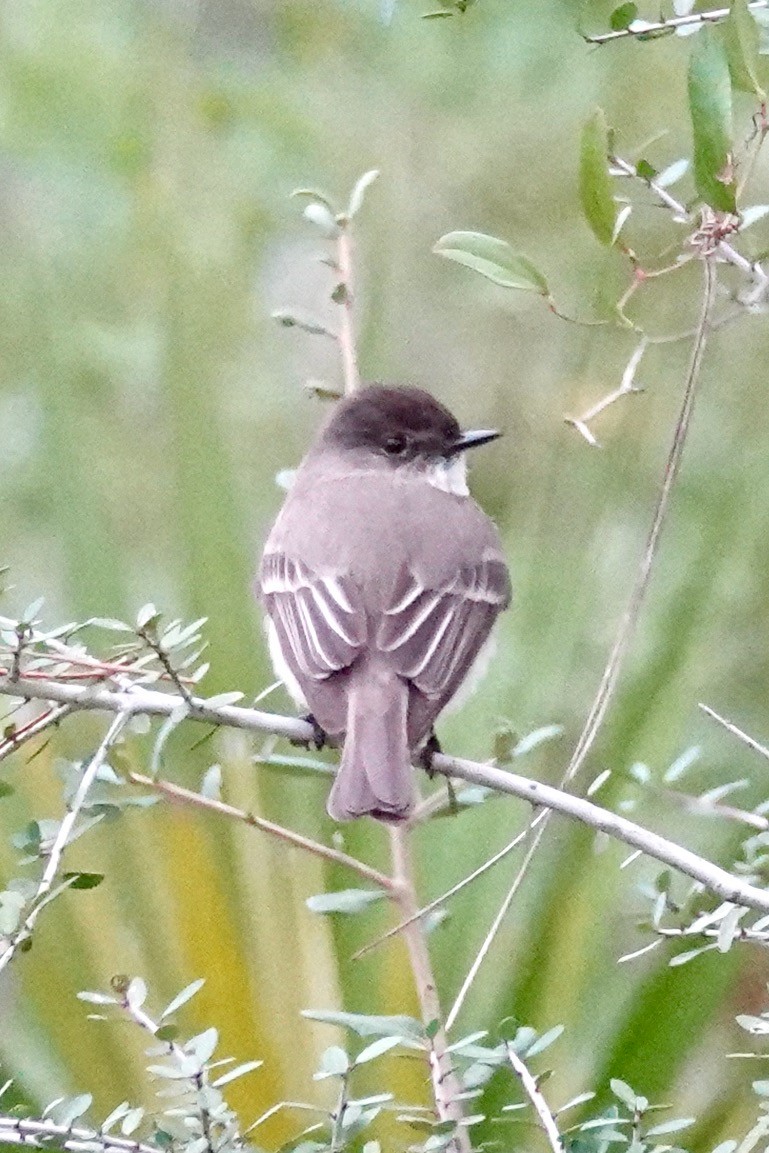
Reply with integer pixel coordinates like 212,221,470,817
258,384,511,822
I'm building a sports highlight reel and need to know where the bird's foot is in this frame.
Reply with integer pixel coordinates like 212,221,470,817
291,713,328,751
418,729,442,778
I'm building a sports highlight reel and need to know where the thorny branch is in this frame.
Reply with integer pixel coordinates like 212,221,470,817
506,1044,564,1153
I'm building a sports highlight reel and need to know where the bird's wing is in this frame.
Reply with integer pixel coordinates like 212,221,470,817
376,556,511,699
260,551,366,681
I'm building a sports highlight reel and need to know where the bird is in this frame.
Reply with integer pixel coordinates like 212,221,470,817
258,384,511,822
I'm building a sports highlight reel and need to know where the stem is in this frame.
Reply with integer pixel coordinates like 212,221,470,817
563,255,717,785
129,771,394,890
0,703,71,763
353,825,530,960
699,703,769,763
336,228,361,395
506,1044,564,1153
0,1116,160,1153
388,828,471,1153
445,826,544,1031
584,2,768,44
442,255,719,1021
0,710,130,973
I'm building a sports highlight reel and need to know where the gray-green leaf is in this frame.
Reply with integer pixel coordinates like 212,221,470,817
306,889,387,915
433,232,549,294
302,1009,425,1043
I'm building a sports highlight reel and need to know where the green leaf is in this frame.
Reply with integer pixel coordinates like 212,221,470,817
306,889,387,915
62,872,104,890
254,753,335,778
688,27,737,213
154,1025,179,1042
635,158,657,182
433,232,549,294
0,780,14,799
724,0,766,98
610,3,637,31
579,108,618,246
290,187,336,212
302,1009,425,1043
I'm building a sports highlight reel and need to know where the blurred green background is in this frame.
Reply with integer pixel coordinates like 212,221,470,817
2,0,769,1148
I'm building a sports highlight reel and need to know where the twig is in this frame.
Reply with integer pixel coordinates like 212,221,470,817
352,825,530,960
115,982,217,1153
699,703,769,762
446,825,543,1031
336,228,360,394
388,828,471,1153
565,337,648,446
612,155,769,291
506,1044,564,1153
129,771,394,890
332,178,467,1144
433,751,769,912
444,255,719,1019
136,626,193,704
584,2,768,44
0,710,130,972
0,1116,161,1153
0,703,71,763
563,255,717,786
3,677,769,912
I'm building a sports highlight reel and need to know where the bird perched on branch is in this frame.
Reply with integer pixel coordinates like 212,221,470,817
258,384,511,822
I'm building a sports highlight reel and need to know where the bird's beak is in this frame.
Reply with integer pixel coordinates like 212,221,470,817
446,428,502,457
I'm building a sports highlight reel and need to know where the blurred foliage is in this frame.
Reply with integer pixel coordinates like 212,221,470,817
2,0,769,1150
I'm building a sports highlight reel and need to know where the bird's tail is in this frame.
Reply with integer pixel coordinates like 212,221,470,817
326,665,414,822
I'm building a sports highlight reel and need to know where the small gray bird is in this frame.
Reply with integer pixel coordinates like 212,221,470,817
258,384,511,822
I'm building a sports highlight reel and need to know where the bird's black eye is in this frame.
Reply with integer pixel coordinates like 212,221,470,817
383,435,407,456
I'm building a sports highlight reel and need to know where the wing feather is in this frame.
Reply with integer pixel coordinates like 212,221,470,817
378,557,510,699
260,552,364,682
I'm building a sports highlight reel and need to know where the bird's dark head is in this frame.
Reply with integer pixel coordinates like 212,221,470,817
320,385,500,465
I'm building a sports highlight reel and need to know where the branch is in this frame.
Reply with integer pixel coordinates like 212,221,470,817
584,2,768,44
335,228,361,395
445,827,542,1031
0,1116,161,1153
443,254,720,1023
2,676,769,912
0,710,130,972
563,255,717,786
129,771,395,890
699,702,769,763
506,1044,564,1153
611,156,769,293
0,702,72,763
388,830,471,1153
